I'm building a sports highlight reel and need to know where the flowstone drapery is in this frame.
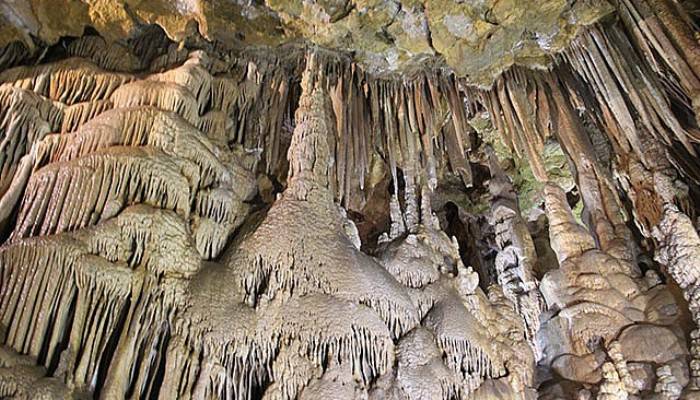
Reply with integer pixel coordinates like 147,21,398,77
0,1,699,399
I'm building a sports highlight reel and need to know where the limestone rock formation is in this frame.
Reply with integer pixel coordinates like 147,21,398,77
0,0,699,399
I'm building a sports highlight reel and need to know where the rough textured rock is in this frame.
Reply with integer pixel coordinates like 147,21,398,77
0,0,614,86
0,0,699,399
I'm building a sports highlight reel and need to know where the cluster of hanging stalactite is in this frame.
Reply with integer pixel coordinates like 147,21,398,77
0,0,699,398
470,1,700,397
0,33,533,399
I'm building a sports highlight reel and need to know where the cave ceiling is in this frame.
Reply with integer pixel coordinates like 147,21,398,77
1,0,614,85
0,0,700,399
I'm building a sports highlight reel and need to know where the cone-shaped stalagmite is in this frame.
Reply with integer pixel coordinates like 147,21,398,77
0,1,700,399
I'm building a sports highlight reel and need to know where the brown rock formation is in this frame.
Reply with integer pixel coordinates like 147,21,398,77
0,1,699,399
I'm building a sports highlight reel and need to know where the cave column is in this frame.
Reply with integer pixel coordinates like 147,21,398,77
486,146,543,346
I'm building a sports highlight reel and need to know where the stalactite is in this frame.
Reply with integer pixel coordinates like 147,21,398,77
374,216,535,397
273,55,479,210
262,342,319,400
0,236,82,363
0,85,64,131
221,58,297,178
59,99,113,133
149,51,212,115
1,3,698,397
63,255,133,391
66,36,144,72
423,293,502,388
615,0,700,118
152,57,426,399
211,76,240,116
377,230,442,289
538,73,638,266
594,24,696,148
481,56,673,253
0,85,64,198
82,205,201,277
559,22,699,234
0,142,35,234
229,57,420,339
110,80,200,126
0,204,200,397
482,70,549,181
9,84,256,259
0,41,29,72
12,147,193,239
36,107,228,186
261,295,395,385
0,58,133,104
198,110,233,141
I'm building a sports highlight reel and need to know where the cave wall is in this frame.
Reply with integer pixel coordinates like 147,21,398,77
0,1,699,399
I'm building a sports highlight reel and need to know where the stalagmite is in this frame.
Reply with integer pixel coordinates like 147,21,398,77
653,365,683,400
538,183,686,396
0,1,699,398
486,146,543,342
607,341,638,395
597,362,629,400
654,204,700,324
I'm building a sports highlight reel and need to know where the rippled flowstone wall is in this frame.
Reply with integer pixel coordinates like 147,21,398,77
0,1,699,399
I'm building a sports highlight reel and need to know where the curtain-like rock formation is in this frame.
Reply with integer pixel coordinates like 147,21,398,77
0,1,699,399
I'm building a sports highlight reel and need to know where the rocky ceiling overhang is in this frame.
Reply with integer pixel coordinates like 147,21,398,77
1,0,616,85
1,0,700,399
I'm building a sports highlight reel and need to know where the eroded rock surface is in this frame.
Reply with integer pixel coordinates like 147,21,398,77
0,0,613,86
0,0,699,399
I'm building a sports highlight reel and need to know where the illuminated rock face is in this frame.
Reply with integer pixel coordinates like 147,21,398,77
0,1,699,399
0,0,614,86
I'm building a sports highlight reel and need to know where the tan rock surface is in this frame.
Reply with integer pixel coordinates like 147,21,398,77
0,1,699,399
